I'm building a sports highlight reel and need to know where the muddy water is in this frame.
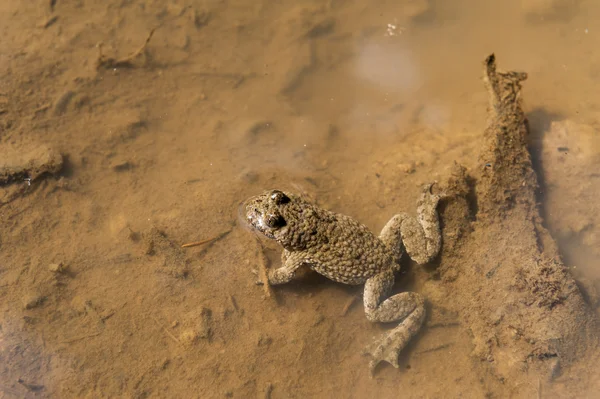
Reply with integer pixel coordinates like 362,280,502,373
1,0,599,398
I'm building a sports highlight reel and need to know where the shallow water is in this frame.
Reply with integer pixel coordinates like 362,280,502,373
1,0,599,397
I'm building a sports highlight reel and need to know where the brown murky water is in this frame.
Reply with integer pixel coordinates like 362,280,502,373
1,0,600,397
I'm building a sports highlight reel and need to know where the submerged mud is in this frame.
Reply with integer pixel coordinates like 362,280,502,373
1,1,600,398
436,55,598,397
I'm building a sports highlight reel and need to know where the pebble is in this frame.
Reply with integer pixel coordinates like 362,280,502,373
48,262,67,273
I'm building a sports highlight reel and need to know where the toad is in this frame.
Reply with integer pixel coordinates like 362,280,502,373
243,184,444,372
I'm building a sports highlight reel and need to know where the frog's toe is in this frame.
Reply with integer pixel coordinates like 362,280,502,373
363,335,402,374
421,181,450,203
422,182,435,193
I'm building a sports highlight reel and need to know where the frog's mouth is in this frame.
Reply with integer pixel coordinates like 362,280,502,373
247,212,270,235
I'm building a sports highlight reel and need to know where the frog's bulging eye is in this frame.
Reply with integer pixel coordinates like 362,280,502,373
270,190,290,205
266,214,286,228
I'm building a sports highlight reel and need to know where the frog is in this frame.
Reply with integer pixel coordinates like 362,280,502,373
242,184,445,372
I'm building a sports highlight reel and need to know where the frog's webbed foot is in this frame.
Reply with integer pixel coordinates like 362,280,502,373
363,303,425,374
250,268,264,286
362,271,426,373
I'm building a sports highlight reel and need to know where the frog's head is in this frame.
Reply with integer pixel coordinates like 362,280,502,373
242,189,308,249
243,190,291,239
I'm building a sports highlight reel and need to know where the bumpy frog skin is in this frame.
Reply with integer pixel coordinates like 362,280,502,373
243,185,444,372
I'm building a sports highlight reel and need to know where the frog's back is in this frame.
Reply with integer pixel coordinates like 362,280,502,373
304,208,394,285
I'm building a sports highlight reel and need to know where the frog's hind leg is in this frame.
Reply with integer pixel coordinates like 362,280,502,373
363,270,426,373
379,183,444,265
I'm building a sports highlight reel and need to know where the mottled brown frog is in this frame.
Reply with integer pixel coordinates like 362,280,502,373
243,184,444,372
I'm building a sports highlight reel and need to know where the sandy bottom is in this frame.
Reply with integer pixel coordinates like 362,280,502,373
1,0,599,398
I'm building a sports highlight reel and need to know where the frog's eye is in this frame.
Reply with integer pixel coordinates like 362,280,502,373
265,214,286,228
270,190,290,205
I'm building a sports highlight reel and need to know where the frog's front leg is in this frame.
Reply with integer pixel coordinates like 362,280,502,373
363,269,426,373
268,250,306,285
379,183,444,264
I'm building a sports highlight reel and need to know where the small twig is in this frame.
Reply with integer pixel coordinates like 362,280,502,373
181,237,217,248
33,103,51,114
254,237,273,298
416,342,453,355
181,228,232,248
97,28,156,69
38,15,58,29
101,311,116,322
151,316,182,346
340,295,359,316
61,332,101,344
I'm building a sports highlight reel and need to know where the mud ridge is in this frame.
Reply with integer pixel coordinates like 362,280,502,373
438,54,599,397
